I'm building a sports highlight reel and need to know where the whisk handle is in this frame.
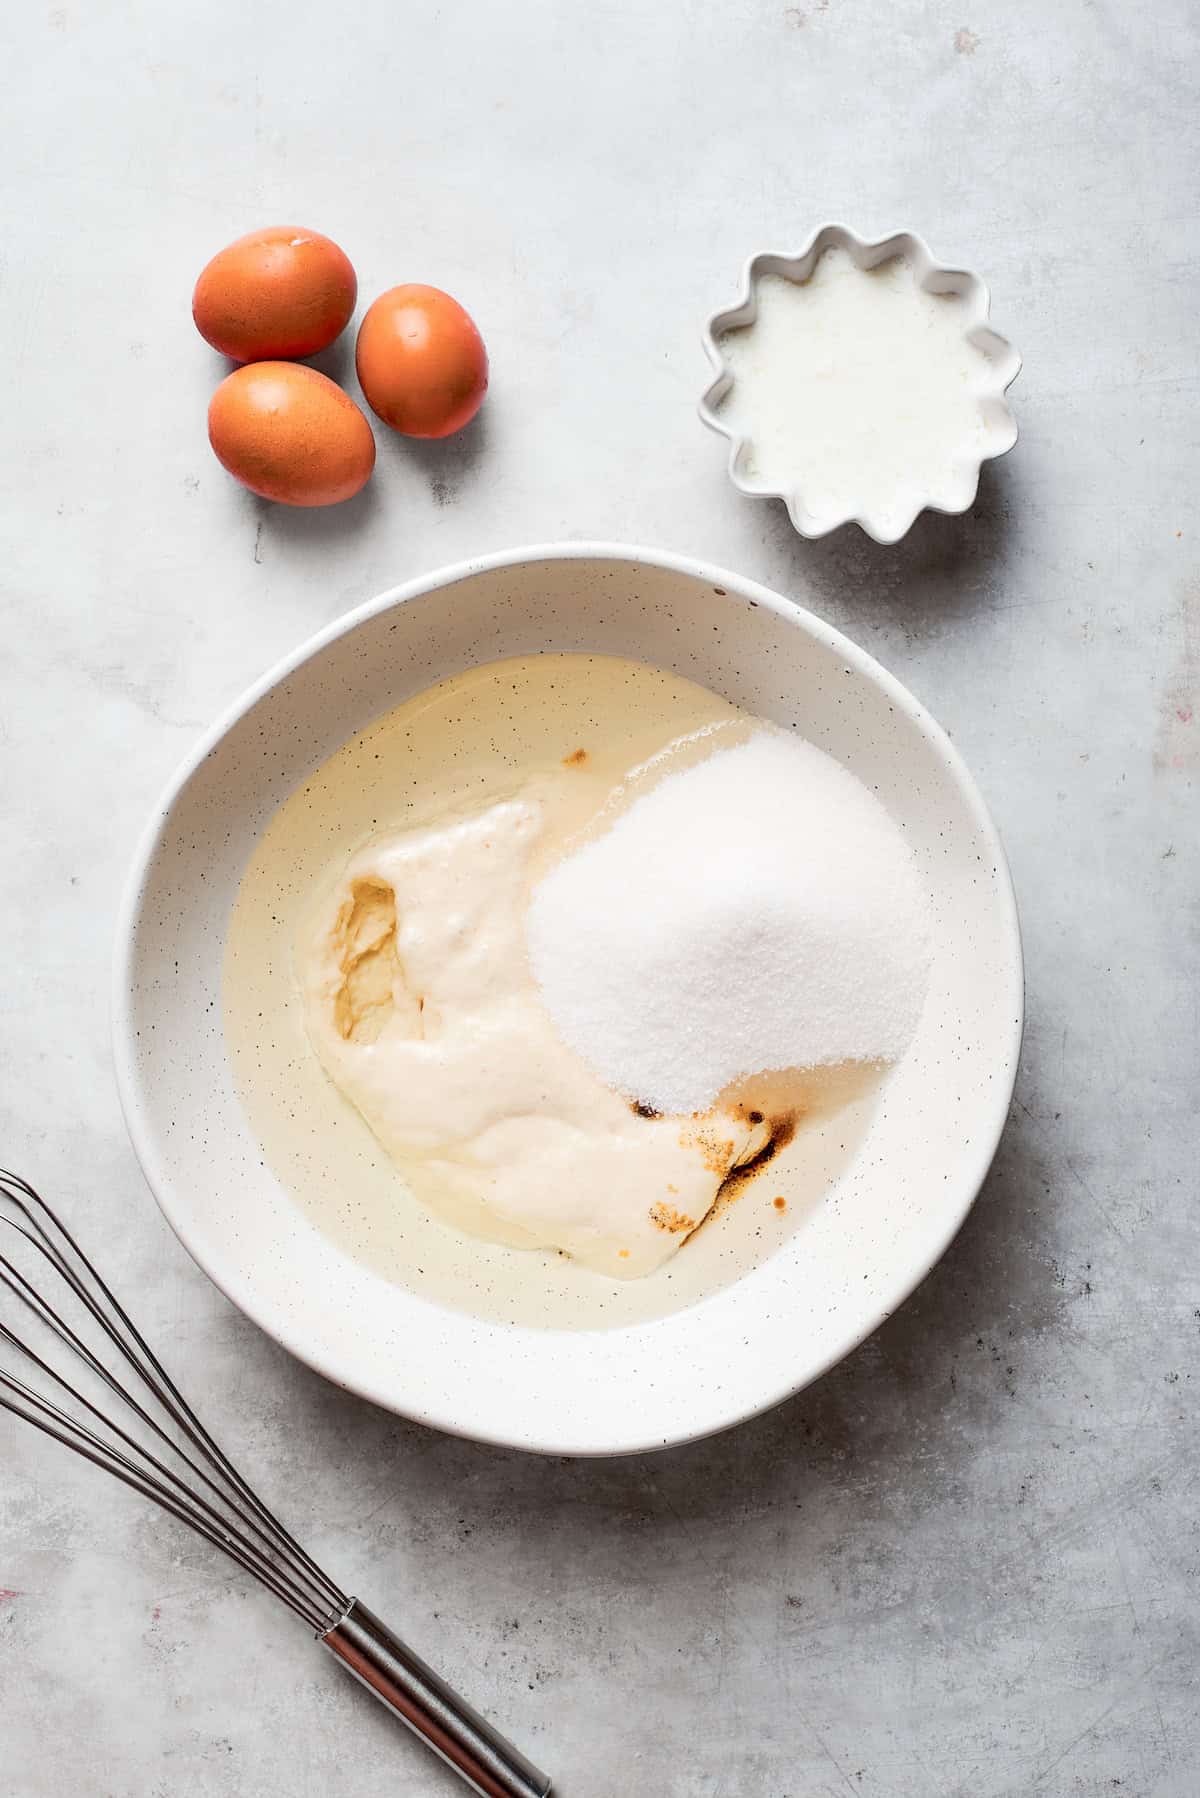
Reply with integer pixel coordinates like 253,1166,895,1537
321,1598,552,1798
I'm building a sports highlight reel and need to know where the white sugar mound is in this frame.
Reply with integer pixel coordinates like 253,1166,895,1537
526,731,931,1115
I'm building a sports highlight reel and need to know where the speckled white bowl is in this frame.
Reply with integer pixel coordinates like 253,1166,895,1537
699,225,1021,543
113,544,1022,1456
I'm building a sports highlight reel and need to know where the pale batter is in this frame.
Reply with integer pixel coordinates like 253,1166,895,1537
298,785,768,1278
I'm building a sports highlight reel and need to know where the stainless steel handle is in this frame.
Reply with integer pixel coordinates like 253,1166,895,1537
321,1598,552,1797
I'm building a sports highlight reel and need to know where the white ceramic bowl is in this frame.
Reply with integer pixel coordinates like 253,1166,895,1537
113,544,1022,1456
699,224,1021,543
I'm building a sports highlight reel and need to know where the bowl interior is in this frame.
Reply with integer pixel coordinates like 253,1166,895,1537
115,547,1022,1455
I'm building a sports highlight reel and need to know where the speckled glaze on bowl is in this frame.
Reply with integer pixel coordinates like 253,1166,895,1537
113,544,1023,1456
699,224,1021,543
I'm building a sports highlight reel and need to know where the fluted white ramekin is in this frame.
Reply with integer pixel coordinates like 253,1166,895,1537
699,224,1021,544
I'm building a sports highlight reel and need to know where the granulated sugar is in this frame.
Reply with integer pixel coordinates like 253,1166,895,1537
526,731,931,1115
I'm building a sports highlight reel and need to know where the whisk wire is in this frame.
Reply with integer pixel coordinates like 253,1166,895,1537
0,1168,552,1798
0,1169,343,1627
0,1337,334,1627
0,1227,341,1621
0,1364,325,1624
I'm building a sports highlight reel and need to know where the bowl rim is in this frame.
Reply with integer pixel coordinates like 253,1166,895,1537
112,540,1024,1455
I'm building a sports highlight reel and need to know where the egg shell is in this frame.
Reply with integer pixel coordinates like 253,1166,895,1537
193,226,357,362
207,363,376,507
355,284,488,438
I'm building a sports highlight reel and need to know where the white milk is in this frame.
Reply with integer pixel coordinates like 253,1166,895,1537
717,251,997,535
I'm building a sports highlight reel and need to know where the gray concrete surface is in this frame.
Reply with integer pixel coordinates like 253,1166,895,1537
2,1,1198,1792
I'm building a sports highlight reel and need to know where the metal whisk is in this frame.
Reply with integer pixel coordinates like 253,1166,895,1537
0,1169,551,1798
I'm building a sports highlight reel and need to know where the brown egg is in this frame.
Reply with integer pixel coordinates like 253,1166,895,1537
355,284,488,438
193,226,357,362
207,363,375,507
